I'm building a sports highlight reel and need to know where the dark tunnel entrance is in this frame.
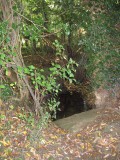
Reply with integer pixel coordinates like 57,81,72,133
54,91,91,120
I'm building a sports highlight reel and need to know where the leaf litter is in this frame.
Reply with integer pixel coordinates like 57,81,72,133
0,102,120,160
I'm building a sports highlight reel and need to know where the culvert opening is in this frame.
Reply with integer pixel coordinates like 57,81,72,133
54,90,92,120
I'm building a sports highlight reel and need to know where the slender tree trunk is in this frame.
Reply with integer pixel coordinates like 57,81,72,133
42,0,49,30
0,0,29,100
67,29,74,59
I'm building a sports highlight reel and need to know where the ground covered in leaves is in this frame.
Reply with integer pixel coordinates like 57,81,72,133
0,101,120,160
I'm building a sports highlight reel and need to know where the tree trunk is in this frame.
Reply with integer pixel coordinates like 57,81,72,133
0,0,29,100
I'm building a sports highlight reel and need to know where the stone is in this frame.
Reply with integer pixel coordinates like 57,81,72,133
54,108,101,133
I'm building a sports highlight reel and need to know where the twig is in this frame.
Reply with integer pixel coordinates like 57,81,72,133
13,10,61,38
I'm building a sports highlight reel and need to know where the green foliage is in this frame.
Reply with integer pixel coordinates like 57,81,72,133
23,56,77,120
47,98,60,119
0,21,9,67
0,22,11,100
21,39,78,121
20,0,119,91
18,112,35,127
0,13,77,123
0,114,6,120
79,1,120,89
53,40,65,56
1,0,119,126
0,84,13,101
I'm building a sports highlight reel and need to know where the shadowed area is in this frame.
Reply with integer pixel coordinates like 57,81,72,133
55,91,88,120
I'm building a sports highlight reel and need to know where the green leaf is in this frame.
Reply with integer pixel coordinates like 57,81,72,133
5,70,9,76
0,114,6,120
24,68,30,74
69,73,74,78
0,54,6,60
17,66,23,73
0,85,5,89
40,69,44,72
5,37,10,43
12,23,18,30
35,85,38,89
30,72,35,76
29,65,35,70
